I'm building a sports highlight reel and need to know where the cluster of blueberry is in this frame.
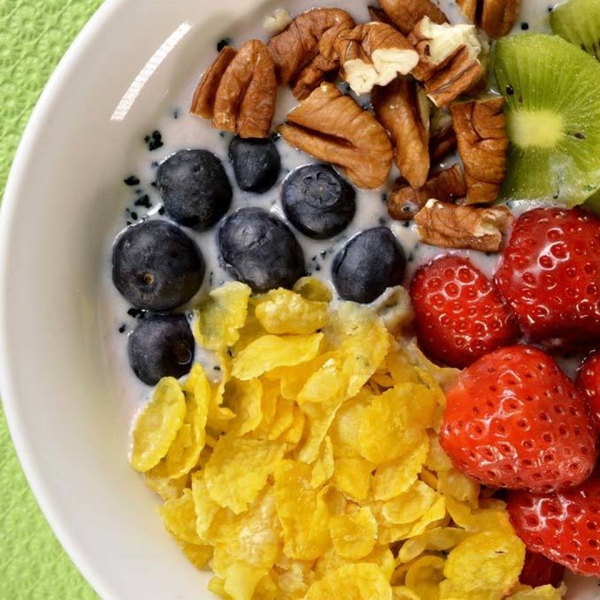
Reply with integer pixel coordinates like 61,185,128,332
111,138,407,384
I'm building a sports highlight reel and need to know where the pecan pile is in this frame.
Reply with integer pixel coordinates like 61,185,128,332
190,0,520,252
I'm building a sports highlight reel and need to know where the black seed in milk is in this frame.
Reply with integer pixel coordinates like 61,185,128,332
124,175,140,186
127,308,146,319
145,130,164,151
118,324,126,334
134,195,152,209
216,37,233,52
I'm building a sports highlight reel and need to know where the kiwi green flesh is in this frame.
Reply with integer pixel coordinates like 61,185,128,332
551,0,600,61
494,34,600,206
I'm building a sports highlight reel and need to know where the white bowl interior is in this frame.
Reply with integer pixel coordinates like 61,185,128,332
1,0,600,598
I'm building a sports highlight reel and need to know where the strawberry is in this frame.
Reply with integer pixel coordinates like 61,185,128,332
409,254,518,368
440,345,597,492
519,550,565,588
576,349,600,432
495,207,600,346
507,469,600,577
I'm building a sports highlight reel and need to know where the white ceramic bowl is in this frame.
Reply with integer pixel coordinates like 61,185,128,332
1,0,599,598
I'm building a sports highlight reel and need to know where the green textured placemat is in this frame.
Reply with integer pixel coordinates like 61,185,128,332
1,1,102,598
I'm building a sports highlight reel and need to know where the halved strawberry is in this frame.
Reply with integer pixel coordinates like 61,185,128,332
409,254,518,368
495,207,600,346
519,550,565,588
508,469,600,577
440,345,597,492
576,349,600,432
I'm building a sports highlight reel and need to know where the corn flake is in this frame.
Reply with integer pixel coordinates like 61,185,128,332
444,531,525,594
405,554,446,600
194,282,251,351
159,488,202,545
255,288,329,334
232,333,323,380
330,506,377,560
293,276,333,302
130,377,186,472
205,434,285,514
306,563,392,600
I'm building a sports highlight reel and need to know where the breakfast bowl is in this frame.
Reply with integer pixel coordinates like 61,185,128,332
2,0,600,597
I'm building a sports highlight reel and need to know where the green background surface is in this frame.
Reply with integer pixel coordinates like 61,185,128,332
1,0,102,597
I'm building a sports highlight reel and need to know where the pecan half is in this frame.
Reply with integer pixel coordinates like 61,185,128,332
190,46,237,119
335,23,419,95
378,0,448,36
409,18,485,107
372,78,430,189
367,5,397,27
456,0,521,39
210,40,277,139
387,165,466,220
267,8,355,99
414,199,513,252
451,97,508,204
278,83,393,189
429,108,457,164
190,41,276,138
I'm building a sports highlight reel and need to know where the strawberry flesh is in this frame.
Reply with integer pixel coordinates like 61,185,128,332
576,349,600,433
495,207,600,346
410,254,518,368
508,469,600,577
440,345,597,492
519,550,565,588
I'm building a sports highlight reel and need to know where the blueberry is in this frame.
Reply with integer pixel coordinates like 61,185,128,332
218,208,305,292
112,219,205,311
156,149,232,231
332,227,406,303
128,313,195,385
282,164,356,239
229,137,281,193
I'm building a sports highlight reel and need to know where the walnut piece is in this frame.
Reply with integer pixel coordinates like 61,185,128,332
451,97,508,204
387,165,466,220
267,8,355,99
190,41,276,138
190,46,237,119
409,17,485,107
278,83,393,189
456,0,521,39
372,78,430,189
335,23,419,95
414,199,512,252
378,0,448,36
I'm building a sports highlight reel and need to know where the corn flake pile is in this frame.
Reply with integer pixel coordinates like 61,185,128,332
129,279,566,600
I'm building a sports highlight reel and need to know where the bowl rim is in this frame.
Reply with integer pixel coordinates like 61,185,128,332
0,0,126,596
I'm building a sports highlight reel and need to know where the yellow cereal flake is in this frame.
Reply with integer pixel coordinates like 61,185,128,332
405,554,446,600
507,583,567,599
130,377,186,472
232,333,324,380
194,282,252,351
159,488,202,545
381,481,438,525
372,436,430,501
333,456,373,501
311,436,335,487
398,527,472,564
144,465,188,501
293,276,333,302
392,586,423,600
359,383,437,464
306,563,393,600
178,540,213,570
444,531,525,595
255,288,329,334
223,377,263,436
437,468,480,506
274,460,330,561
205,434,285,514
445,496,514,534
330,506,378,560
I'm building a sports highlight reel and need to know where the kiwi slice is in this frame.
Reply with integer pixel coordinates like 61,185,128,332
494,34,600,205
551,0,600,61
